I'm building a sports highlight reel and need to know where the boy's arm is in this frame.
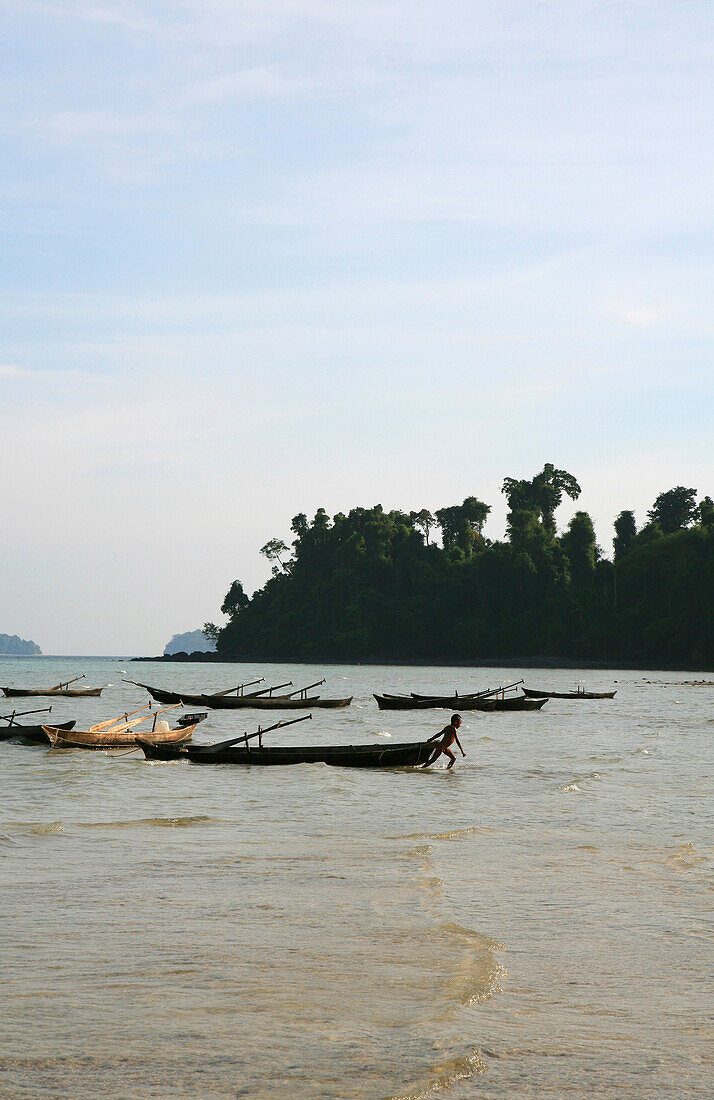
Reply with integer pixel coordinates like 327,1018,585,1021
455,733,466,756
426,726,447,743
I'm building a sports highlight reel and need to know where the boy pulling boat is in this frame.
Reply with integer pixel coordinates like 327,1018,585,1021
423,714,465,768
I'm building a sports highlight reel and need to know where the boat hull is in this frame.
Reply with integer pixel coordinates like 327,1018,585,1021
490,696,547,711
0,720,76,743
43,723,196,749
138,738,433,768
374,694,496,711
523,688,616,700
136,684,351,709
2,687,104,698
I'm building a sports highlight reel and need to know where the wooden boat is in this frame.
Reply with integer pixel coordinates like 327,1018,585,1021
490,695,547,711
130,678,352,710
523,687,617,700
44,723,195,749
409,681,524,702
138,738,432,768
42,702,195,748
377,679,525,710
375,693,497,711
0,719,76,743
192,693,352,710
2,685,103,697
125,677,271,705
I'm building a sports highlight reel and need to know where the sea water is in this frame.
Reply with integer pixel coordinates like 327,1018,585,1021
0,657,711,1099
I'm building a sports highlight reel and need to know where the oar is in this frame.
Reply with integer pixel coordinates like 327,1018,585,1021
88,703,153,733
285,679,325,698
0,706,53,725
192,713,313,753
97,704,182,738
49,674,85,691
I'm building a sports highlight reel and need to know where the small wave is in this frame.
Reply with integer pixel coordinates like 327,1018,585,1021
17,822,65,835
83,814,216,830
428,826,477,841
393,826,476,841
560,782,581,793
374,730,392,738
389,1051,486,1099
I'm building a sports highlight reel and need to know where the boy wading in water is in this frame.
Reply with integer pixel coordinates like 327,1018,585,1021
423,714,465,768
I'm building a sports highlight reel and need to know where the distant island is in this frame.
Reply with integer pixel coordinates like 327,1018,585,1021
164,629,216,656
0,633,42,656
200,465,713,670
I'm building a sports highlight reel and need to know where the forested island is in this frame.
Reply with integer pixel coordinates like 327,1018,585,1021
164,629,216,656
203,466,713,669
0,633,42,656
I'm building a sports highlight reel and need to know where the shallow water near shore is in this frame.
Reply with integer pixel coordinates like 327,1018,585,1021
1,658,712,1099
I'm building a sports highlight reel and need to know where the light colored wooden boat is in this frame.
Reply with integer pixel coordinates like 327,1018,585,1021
44,723,195,749
42,703,194,749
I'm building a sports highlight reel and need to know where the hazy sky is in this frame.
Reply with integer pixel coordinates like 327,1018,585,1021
2,1,712,655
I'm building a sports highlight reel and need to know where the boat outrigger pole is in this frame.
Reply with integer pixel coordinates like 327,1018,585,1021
49,675,85,691
0,706,53,726
195,713,313,754
286,680,326,699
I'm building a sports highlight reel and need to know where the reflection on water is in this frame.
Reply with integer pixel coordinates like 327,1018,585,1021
0,658,712,1098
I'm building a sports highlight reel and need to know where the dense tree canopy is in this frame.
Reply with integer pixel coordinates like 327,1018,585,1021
211,470,712,668
648,487,698,534
613,510,637,561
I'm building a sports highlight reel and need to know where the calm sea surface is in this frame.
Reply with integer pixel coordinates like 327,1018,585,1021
0,657,711,1099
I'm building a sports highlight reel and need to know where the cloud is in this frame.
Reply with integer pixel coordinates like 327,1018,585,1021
613,305,661,326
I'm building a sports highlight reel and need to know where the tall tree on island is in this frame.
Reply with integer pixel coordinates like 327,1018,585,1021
435,497,491,558
409,509,436,544
502,463,581,536
562,511,599,581
613,510,637,560
647,487,698,534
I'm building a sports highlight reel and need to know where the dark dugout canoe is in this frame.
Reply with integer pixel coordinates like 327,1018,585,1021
137,738,432,767
374,694,496,711
131,682,352,709
490,696,547,711
129,681,275,705
0,719,76,743
1,686,103,698
523,688,616,700
194,694,352,710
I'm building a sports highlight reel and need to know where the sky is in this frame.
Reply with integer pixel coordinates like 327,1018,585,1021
1,0,712,655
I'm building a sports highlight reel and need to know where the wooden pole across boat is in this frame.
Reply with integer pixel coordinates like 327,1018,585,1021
0,706,53,726
194,713,313,754
212,679,265,698
478,678,524,699
49,675,85,691
285,679,326,699
249,681,293,698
